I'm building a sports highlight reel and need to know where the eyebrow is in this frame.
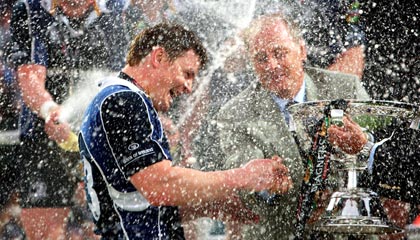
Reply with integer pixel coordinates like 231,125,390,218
273,46,287,51
254,46,287,56
254,51,267,57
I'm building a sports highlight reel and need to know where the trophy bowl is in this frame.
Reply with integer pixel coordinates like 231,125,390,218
288,99,418,236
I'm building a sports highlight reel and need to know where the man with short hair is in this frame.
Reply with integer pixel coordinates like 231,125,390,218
79,23,293,239
211,13,370,239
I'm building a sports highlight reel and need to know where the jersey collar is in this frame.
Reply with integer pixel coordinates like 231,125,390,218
98,72,143,94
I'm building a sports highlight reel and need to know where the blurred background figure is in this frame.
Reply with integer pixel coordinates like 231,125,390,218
295,0,365,79
5,0,127,239
125,0,176,38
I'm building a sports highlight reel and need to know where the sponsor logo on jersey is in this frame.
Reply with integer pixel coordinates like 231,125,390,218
122,147,155,165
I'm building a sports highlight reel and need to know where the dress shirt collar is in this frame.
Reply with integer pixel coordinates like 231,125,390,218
271,80,306,112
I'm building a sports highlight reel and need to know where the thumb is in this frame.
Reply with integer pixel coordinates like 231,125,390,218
271,155,289,174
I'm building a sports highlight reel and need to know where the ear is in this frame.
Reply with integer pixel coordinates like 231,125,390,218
150,47,167,68
299,39,307,62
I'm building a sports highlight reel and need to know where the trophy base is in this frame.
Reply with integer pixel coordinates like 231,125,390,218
312,190,402,235
313,216,400,235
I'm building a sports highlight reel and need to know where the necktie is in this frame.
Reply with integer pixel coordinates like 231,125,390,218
284,100,298,131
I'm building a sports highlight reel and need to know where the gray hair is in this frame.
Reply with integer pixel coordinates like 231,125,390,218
243,12,304,52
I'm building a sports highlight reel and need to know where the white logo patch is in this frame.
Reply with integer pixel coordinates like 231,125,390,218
128,143,140,151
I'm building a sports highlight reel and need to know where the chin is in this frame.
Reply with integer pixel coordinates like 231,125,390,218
154,102,169,112
272,88,291,99
158,105,170,112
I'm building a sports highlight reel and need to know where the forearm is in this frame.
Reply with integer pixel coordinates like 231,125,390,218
179,195,228,221
131,160,251,206
180,192,258,223
17,64,55,117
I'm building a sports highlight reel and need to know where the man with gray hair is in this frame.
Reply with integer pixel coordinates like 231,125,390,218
209,13,370,239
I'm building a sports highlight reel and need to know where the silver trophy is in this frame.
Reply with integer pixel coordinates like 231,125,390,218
288,100,418,236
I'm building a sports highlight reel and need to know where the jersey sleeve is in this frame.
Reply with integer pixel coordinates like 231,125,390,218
6,1,32,67
100,91,167,176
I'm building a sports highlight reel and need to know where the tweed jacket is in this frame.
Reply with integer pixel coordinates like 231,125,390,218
214,67,370,239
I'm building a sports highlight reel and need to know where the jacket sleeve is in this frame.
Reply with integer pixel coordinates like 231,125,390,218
216,118,265,170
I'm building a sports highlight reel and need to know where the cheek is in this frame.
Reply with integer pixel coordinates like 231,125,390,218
170,67,184,83
289,55,303,67
169,76,183,90
163,68,178,85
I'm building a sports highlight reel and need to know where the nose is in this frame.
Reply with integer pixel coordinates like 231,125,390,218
183,79,193,94
268,57,279,70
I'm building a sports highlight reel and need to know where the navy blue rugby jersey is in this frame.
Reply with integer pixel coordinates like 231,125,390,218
79,75,184,239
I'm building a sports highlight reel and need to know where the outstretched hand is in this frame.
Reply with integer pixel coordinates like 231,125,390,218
242,156,293,194
328,116,367,154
